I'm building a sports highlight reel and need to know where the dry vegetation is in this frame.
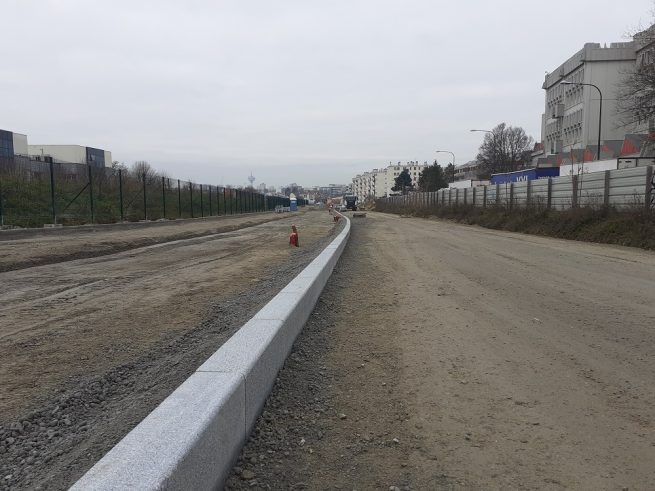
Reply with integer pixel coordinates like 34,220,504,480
376,202,655,250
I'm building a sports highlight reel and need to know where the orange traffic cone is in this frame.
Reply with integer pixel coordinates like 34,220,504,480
289,225,299,247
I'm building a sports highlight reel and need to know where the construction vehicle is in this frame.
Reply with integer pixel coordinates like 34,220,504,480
344,195,358,211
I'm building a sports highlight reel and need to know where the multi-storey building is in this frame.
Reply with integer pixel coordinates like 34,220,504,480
317,183,351,198
454,160,484,181
352,161,428,198
541,41,640,159
352,169,378,199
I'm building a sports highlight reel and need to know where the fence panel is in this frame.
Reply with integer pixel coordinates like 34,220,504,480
0,158,275,228
513,181,528,207
486,184,496,205
577,172,606,208
375,165,655,214
497,183,510,207
608,166,649,208
550,175,574,210
530,179,549,208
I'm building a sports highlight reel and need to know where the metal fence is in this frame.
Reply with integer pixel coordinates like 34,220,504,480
377,165,655,212
0,157,295,228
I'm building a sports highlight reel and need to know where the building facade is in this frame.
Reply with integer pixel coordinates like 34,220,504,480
28,144,112,168
454,160,484,181
0,129,28,160
541,41,640,159
352,161,428,199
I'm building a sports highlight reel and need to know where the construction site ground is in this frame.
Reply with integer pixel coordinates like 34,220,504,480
0,209,339,490
227,212,655,491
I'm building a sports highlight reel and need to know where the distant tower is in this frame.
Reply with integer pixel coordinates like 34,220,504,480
248,172,255,188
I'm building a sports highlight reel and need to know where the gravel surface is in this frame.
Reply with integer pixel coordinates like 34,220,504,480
0,212,342,491
225,212,655,490
225,215,415,490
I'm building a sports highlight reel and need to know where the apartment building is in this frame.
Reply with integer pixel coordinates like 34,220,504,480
352,161,427,199
541,41,640,159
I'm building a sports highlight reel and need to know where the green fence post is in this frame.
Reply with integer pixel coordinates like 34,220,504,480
0,175,4,227
200,184,204,218
142,172,147,220
162,176,167,219
208,185,213,216
49,162,56,224
190,182,194,218
88,165,95,223
118,169,125,222
178,179,182,218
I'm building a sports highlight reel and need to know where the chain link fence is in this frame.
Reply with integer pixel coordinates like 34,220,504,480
0,157,297,228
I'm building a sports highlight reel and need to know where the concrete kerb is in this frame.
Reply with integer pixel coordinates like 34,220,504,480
71,216,351,491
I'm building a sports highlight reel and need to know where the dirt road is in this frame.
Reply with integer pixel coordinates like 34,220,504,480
0,212,292,272
0,210,338,490
228,212,655,490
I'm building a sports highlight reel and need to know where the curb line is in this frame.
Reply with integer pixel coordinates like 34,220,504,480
70,215,351,491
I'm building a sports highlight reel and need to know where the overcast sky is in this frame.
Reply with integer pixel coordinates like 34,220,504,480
1,1,653,188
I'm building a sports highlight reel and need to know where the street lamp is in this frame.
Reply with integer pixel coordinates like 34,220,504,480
436,150,456,182
470,129,492,134
561,80,602,162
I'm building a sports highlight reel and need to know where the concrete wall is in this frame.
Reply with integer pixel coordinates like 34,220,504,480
71,216,351,491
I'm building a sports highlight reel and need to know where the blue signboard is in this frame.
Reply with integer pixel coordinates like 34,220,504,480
490,167,560,184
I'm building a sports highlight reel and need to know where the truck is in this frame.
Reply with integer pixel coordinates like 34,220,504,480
344,195,358,211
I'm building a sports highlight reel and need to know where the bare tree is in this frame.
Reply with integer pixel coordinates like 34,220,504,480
131,161,158,183
617,22,655,129
476,123,534,176
111,161,127,172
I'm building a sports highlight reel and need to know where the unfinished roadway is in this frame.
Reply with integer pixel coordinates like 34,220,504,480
0,210,340,490
226,211,655,491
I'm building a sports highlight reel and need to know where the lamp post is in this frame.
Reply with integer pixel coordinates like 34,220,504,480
561,80,602,162
436,150,456,182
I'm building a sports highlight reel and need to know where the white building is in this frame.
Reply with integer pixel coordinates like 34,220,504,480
541,41,642,158
28,144,112,168
352,161,428,199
